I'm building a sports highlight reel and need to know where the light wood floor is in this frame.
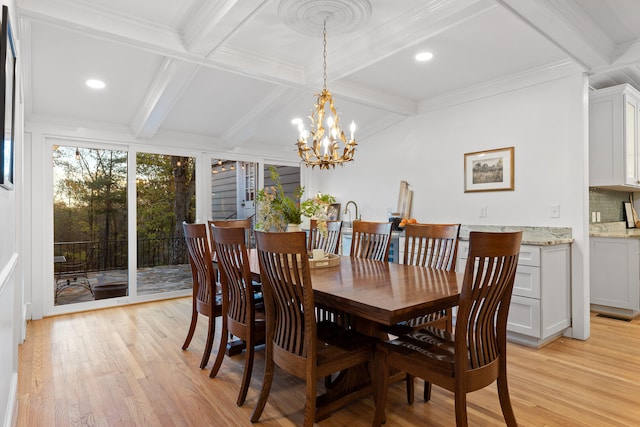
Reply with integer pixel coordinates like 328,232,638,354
17,297,640,426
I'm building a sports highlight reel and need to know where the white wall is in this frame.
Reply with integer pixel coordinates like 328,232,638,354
1,0,21,424
308,66,590,340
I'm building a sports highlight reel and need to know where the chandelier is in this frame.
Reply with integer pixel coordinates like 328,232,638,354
294,19,357,169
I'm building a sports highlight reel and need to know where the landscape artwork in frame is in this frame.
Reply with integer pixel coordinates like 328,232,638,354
0,5,16,190
464,147,514,193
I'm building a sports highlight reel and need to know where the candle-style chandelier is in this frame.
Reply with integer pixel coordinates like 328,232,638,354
294,19,357,169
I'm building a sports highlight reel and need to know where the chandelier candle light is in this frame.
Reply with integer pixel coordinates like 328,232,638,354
294,19,357,169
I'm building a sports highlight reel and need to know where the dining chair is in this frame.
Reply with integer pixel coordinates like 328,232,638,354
350,220,392,261
182,222,223,369
251,231,377,427
307,219,342,255
209,226,266,406
208,219,253,248
385,223,461,403
372,231,522,427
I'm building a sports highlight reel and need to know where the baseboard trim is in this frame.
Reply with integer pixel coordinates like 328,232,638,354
4,372,17,427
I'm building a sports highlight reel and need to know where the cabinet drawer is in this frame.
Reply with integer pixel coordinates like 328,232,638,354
457,242,540,267
507,295,541,337
514,265,540,298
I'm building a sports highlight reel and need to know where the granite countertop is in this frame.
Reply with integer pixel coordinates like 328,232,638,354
344,224,573,246
590,221,640,238
458,225,573,246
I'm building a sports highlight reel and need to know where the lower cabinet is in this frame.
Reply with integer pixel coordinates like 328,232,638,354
590,237,640,318
458,242,571,348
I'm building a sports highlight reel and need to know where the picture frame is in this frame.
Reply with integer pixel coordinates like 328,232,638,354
0,5,16,190
464,147,514,193
326,203,340,221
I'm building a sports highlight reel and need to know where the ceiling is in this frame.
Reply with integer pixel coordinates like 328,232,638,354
16,0,640,156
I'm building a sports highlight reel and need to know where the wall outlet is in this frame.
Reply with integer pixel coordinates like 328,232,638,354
596,211,601,222
592,212,597,222
550,204,560,218
479,206,487,217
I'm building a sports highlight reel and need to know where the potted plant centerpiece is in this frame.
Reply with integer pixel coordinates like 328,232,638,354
256,166,335,233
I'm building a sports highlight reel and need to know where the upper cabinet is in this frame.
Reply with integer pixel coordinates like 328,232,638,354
590,84,640,190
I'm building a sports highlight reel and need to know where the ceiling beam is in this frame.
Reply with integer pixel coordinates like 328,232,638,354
130,58,200,140
497,0,614,71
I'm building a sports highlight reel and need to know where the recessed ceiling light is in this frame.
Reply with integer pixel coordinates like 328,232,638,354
86,79,106,89
415,52,434,62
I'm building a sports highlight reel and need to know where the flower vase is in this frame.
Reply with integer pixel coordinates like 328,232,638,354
286,223,301,232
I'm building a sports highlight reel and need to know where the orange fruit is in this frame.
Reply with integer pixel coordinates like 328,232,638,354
408,218,417,224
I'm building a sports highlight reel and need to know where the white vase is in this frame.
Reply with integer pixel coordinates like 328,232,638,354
286,223,301,232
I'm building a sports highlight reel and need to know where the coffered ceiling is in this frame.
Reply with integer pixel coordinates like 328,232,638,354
15,0,640,156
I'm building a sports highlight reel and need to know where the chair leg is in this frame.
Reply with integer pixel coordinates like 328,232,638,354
454,389,468,427
200,314,216,369
497,374,517,426
405,373,415,404
423,380,432,401
182,308,198,350
209,317,228,378
237,336,254,406
373,350,390,427
251,350,274,423
304,372,317,427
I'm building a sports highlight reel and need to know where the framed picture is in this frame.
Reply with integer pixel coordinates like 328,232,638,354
464,147,514,193
0,5,16,190
326,203,340,221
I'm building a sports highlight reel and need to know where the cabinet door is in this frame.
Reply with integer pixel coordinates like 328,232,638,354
625,97,639,186
590,238,640,310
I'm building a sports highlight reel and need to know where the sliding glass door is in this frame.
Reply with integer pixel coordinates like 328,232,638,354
52,146,128,306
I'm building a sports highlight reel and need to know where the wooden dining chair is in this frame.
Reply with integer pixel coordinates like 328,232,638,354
209,226,266,406
182,222,223,369
385,223,461,402
208,219,253,248
350,220,392,261
391,224,461,331
251,231,377,427
307,219,342,255
373,231,522,427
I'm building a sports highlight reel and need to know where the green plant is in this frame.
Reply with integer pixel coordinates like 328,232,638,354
255,166,335,232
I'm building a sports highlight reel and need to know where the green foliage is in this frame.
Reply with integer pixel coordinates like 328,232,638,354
256,166,335,232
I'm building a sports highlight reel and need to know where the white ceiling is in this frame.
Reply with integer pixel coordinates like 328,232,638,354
16,0,640,155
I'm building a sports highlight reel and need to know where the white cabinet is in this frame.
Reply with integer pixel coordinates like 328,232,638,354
590,237,640,318
457,242,571,348
590,84,640,189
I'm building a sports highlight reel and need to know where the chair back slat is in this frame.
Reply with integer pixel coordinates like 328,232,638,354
208,219,253,249
350,221,392,261
183,223,216,314
212,226,256,327
457,231,522,370
308,220,342,254
403,223,460,270
256,231,315,359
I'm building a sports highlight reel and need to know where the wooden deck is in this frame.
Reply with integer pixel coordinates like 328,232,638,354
17,298,640,426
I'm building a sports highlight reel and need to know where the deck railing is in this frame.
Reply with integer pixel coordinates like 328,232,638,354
54,238,188,272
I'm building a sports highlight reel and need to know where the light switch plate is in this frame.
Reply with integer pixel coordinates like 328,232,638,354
550,204,560,218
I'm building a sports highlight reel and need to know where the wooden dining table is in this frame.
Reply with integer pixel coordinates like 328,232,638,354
245,250,464,419
247,251,463,333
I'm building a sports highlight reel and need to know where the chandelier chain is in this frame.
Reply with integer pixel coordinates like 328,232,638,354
322,19,328,91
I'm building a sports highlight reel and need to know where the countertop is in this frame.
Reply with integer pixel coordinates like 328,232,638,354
342,224,573,246
590,221,640,238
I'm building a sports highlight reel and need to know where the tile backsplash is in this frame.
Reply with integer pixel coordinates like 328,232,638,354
589,188,631,222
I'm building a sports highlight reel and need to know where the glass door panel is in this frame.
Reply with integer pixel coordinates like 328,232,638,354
53,146,128,306
136,153,195,295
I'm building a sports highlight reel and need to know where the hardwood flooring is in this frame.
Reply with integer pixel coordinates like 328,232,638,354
17,297,640,426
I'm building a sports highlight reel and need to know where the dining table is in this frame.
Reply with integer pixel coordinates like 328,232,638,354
244,250,464,419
